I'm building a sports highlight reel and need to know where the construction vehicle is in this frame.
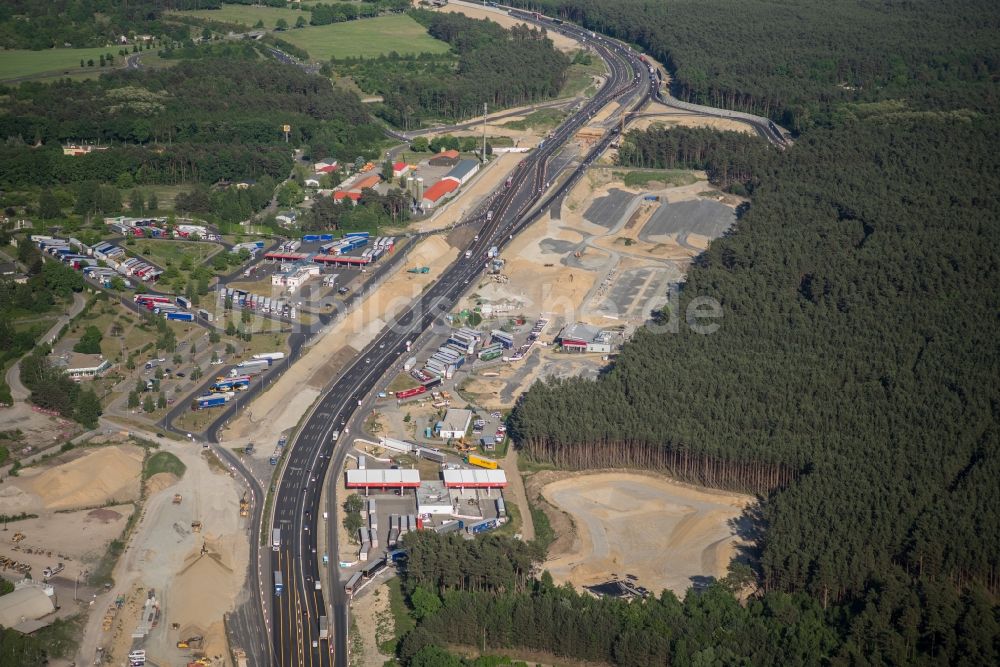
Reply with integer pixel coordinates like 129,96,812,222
173,494,182,504
11,532,24,543
407,266,430,274
239,493,250,517
177,635,204,649
42,563,64,580
191,521,202,533
233,649,249,667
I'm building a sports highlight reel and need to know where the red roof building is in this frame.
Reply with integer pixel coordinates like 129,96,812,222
438,149,460,159
392,161,410,177
333,191,361,204
349,174,381,192
420,179,459,209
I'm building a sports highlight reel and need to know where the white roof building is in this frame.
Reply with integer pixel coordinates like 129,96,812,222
438,408,472,439
0,584,56,632
55,353,113,380
442,468,508,488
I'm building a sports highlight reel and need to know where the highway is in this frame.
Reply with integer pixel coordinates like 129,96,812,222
266,13,651,667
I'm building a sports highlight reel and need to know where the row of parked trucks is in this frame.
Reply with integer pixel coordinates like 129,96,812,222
31,236,165,285
191,353,283,410
219,287,297,320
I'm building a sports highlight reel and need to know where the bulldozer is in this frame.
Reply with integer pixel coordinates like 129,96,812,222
239,493,249,517
191,521,202,533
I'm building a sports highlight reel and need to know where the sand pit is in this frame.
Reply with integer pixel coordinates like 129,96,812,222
436,1,579,53
13,445,143,511
539,472,751,596
632,102,755,135
224,235,459,450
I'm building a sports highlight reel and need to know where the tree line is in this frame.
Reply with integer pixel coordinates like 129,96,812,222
330,10,570,129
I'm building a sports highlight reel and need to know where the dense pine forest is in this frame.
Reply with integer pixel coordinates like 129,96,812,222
384,1,1000,664
510,0,1000,132
0,58,383,187
330,10,570,129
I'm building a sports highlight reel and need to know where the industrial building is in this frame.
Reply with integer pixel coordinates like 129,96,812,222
271,263,320,290
437,408,472,439
556,322,614,353
416,481,453,515
420,179,459,209
443,159,480,186
0,583,56,633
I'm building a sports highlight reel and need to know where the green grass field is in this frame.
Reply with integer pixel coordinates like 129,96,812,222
614,169,699,188
281,14,450,60
0,47,128,83
133,240,220,269
170,3,308,28
143,451,187,480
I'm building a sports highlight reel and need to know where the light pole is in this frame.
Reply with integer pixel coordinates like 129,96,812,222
75,569,88,601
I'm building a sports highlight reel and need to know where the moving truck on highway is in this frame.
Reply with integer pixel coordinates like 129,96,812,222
467,454,499,470
319,615,329,640
274,571,283,597
272,528,281,551
254,352,285,361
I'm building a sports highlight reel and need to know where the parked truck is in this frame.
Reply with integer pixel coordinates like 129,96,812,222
237,358,270,370
467,454,499,470
253,352,285,361
166,311,194,322
192,393,230,410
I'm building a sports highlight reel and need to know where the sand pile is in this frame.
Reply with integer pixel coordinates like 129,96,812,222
170,537,246,660
145,472,179,496
20,445,143,510
0,483,41,514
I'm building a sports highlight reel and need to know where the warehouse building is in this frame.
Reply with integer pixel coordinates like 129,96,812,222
416,480,453,515
443,159,480,186
556,322,614,353
271,263,320,290
437,408,472,439
0,583,56,633
421,179,459,209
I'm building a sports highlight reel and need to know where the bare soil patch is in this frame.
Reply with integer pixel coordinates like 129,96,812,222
529,470,751,597
7,444,144,512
